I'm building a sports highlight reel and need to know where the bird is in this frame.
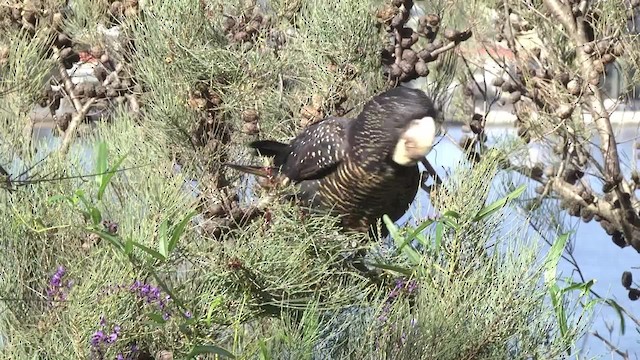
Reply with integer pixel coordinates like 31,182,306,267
226,86,438,237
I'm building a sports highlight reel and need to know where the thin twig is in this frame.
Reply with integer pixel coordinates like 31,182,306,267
543,0,638,249
59,98,96,157
591,331,630,359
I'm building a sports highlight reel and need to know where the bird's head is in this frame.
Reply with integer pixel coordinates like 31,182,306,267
353,86,438,166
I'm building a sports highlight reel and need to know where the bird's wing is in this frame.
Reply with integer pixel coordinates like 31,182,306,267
284,116,350,181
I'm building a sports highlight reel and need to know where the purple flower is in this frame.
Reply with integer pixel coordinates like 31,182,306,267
91,330,105,347
406,280,418,294
116,354,124,360
46,265,73,306
99,315,107,327
107,332,118,343
183,310,192,319
163,312,171,321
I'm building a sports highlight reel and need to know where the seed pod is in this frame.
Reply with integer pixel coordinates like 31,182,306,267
580,208,594,222
114,96,127,105
57,113,71,132
530,165,543,179
90,46,105,59
583,43,594,54
602,53,615,64
95,85,106,98
94,67,107,82
242,122,259,135
22,10,36,25
612,42,624,57
544,166,556,177
443,28,459,41
84,83,96,98
389,63,402,78
51,11,64,30
417,49,436,63
555,104,574,119
106,87,118,98
223,17,236,31
509,91,522,104
49,95,61,112
581,191,594,204
592,60,605,73
566,79,581,95
568,203,581,217
390,13,404,27
11,7,21,21
557,73,570,86
401,49,418,65
501,81,517,93
241,109,259,123
110,1,124,17
492,76,505,87
517,126,530,143
100,53,110,65
415,59,428,76
425,14,440,26
401,33,419,48
588,71,601,85
233,31,249,42
629,288,640,301
470,115,483,134
596,40,610,54
612,231,626,248
398,60,414,74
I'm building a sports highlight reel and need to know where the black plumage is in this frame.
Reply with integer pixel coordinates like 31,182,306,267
228,86,438,236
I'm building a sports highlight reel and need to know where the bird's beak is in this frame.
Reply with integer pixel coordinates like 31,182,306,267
392,116,436,166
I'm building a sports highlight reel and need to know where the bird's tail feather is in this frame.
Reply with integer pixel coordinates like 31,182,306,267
249,140,288,157
223,163,279,178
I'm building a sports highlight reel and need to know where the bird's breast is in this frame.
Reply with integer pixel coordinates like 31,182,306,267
298,156,420,228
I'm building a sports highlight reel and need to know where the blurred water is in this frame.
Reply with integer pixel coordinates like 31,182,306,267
407,124,640,357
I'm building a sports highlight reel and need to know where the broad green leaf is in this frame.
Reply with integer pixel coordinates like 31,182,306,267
186,345,235,359
473,184,526,221
561,279,595,296
168,211,196,253
407,219,435,240
382,215,400,240
259,340,270,360
442,210,461,219
368,262,413,276
90,207,102,226
47,195,69,203
97,154,127,201
544,233,570,284
384,215,422,264
147,312,167,324
95,142,108,178
88,229,124,252
434,221,443,253
158,220,168,259
124,238,133,255
132,240,166,261
605,299,626,335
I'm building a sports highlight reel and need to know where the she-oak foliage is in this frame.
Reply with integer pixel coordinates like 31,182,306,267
0,0,593,358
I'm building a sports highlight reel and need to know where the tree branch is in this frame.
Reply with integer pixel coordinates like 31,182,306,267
542,0,638,249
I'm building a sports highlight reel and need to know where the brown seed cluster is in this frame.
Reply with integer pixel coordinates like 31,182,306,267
0,1,59,35
222,6,272,45
241,109,260,135
376,0,472,86
107,0,141,23
621,270,640,300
